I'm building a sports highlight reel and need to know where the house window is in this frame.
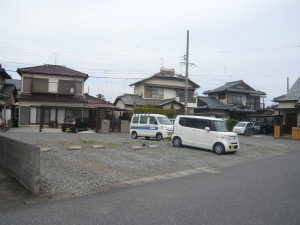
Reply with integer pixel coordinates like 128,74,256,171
218,93,226,99
233,96,242,104
145,87,164,99
228,94,242,104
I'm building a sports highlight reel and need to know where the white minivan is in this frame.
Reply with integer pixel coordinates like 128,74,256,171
130,114,173,141
171,115,239,154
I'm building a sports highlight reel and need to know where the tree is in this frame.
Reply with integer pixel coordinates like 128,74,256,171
96,94,106,100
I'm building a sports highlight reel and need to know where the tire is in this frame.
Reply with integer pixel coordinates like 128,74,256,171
213,143,225,155
156,133,163,141
74,128,78,133
132,131,138,139
62,129,66,132
173,137,182,147
145,137,150,140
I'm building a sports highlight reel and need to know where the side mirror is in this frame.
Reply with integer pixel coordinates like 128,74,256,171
205,127,210,131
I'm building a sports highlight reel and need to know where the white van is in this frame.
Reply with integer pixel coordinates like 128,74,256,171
171,115,239,154
130,114,173,141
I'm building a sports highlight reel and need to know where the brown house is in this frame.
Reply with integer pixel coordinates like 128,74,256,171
17,64,120,130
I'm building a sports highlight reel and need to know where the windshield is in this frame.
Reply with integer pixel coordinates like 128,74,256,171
236,122,248,127
210,120,229,132
157,117,173,125
64,117,75,122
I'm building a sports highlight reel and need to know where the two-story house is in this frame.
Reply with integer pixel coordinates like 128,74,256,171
195,80,267,121
17,64,119,128
0,65,18,130
114,67,200,114
273,76,300,134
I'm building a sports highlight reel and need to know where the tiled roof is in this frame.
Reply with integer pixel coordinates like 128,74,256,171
0,65,12,79
130,72,200,88
17,64,89,81
18,93,87,103
203,80,266,95
114,94,183,107
196,96,256,113
17,93,119,109
197,96,233,110
273,77,300,102
0,84,16,99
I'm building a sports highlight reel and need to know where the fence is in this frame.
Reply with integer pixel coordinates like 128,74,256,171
0,136,40,194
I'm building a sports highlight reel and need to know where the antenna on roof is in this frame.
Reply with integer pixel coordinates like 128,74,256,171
160,58,164,67
52,52,58,65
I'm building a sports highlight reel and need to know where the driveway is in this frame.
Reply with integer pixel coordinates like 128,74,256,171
0,130,295,195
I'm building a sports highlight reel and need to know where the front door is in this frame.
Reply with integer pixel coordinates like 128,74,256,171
148,116,159,137
138,116,149,136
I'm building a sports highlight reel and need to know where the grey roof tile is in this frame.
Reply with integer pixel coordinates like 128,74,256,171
114,94,183,107
17,64,89,81
197,96,233,110
203,80,266,95
0,84,16,99
273,77,300,102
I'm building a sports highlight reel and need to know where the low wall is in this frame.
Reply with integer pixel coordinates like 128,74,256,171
0,136,40,195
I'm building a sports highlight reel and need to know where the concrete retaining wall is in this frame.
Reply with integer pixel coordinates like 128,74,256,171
0,136,40,195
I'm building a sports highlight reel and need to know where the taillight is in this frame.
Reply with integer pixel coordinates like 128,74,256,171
73,122,76,126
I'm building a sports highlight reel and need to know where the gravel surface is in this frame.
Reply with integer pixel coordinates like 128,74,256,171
1,132,291,194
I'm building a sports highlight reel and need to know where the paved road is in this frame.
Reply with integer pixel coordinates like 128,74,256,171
1,147,299,225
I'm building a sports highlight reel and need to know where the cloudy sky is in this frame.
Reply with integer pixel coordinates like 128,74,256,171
1,0,299,105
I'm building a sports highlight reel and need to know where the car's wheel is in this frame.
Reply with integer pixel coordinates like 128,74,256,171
156,133,163,141
173,137,182,147
145,137,150,140
213,143,225,155
62,129,66,132
132,131,138,139
74,128,78,133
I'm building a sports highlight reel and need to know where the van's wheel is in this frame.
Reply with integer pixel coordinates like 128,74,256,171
145,137,150,140
132,131,138,139
62,128,66,132
173,137,182,147
156,133,163,141
213,143,225,155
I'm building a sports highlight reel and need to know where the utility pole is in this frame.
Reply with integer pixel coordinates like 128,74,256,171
184,30,189,115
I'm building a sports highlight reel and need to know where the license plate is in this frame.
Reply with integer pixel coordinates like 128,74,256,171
230,146,234,150
66,128,70,130
168,134,172,139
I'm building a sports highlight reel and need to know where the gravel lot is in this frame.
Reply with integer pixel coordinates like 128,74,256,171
1,131,291,194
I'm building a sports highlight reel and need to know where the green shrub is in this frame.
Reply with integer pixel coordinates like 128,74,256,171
135,107,177,118
226,119,239,131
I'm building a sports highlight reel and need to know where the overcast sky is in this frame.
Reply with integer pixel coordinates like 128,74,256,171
1,0,299,105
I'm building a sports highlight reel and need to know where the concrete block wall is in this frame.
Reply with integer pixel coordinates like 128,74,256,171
121,120,129,134
101,119,110,134
0,136,40,195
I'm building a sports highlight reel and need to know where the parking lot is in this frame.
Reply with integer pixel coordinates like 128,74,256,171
1,129,296,195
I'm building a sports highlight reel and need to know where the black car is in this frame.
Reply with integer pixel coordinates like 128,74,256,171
62,117,88,133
